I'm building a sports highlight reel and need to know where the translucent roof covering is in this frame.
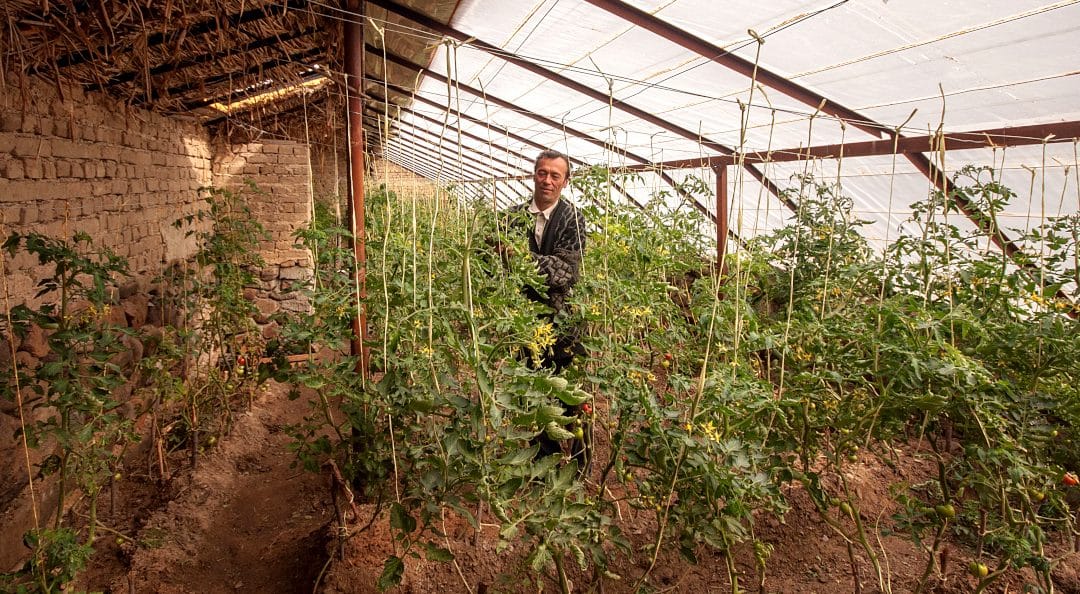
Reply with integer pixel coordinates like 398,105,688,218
369,0,1080,254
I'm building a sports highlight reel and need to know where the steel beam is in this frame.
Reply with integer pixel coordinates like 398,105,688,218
369,0,735,157
583,0,885,139
368,44,712,217
372,82,644,207
364,102,529,176
368,93,535,167
367,121,505,181
344,0,369,377
715,165,729,270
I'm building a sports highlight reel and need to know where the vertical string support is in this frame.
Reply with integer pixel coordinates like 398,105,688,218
344,0,370,378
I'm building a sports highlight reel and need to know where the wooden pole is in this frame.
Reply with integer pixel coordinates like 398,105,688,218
344,0,369,377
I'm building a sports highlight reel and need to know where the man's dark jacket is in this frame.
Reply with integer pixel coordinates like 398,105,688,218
507,198,587,317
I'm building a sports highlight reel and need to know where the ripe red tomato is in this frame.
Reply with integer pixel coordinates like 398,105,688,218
1063,472,1079,486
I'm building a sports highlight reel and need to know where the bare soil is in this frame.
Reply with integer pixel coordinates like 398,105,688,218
68,380,1080,594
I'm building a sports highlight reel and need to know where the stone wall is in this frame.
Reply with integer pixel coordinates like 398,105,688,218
212,140,315,341
0,78,318,571
0,73,212,303
212,140,313,266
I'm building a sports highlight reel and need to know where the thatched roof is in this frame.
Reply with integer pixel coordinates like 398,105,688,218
1,0,459,145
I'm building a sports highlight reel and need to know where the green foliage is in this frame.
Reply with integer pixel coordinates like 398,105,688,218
9,164,1072,592
275,169,1076,591
0,528,93,593
159,183,270,458
1,231,136,590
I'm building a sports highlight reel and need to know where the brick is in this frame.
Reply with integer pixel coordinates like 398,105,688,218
1,113,21,132
12,137,39,158
18,115,39,134
23,158,43,179
55,160,71,177
4,158,24,179
43,161,56,179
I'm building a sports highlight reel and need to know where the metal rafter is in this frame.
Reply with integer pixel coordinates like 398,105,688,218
370,93,538,173
585,0,1031,257
369,0,737,157
583,0,886,139
619,121,1080,169
365,100,530,175
365,115,519,180
369,0,781,239
375,136,487,183
371,81,645,207
367,44,714,218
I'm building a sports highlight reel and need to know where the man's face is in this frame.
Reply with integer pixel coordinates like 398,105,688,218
532,157,569,208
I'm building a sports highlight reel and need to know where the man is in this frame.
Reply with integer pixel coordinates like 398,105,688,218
505,149,587,371
500,149,589,469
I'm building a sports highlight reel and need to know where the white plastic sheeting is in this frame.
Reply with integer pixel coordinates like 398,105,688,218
370,0,1080,255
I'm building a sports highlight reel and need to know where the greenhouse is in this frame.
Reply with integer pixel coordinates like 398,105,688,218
1,0,1078,592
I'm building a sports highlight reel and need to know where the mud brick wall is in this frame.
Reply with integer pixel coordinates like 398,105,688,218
0,79,317,571
0,74,211,303
310,139,346,205
370,158,440,197
213,141,314,339
0,73,213,571
212,140,313,266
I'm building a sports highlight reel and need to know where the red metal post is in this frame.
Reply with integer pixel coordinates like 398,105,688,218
715,165,729,275
344,0,369,377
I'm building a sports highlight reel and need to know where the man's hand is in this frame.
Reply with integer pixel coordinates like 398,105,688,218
486,237,514,267
492,240,515,265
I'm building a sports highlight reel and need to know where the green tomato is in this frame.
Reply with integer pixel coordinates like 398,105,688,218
934,504,956,519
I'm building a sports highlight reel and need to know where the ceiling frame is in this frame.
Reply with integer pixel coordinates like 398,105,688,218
584,0,1031,258
369,0,792,234
367,108,524,181
367,43,710,216
366,85,639,207
88,27,321,92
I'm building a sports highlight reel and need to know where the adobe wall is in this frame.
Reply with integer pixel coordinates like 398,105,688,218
0,76,316,571
211,139,313,266
0,74,212,302
211,140,315,340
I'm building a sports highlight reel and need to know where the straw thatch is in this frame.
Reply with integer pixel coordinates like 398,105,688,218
1,0,459,146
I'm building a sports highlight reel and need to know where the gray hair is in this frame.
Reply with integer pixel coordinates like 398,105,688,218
534,150,571,177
